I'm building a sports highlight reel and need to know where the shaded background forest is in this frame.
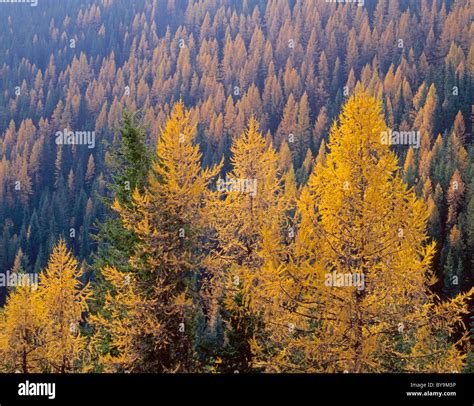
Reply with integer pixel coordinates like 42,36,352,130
0,0,472,348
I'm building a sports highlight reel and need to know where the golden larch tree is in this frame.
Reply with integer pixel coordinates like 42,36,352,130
247,91,473,373
92,101,220,372
0,282,45,372
206,117,290,371
39,239,90,372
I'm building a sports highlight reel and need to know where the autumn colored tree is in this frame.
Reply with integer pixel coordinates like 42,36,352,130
246,91,473,373
0,239,89,373
0,0,472,375
0,282,44,372
39,239,90,373
92,101,220,372
206,117,288,372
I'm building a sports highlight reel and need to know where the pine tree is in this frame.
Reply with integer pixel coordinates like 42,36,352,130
85,154,95,188
295,92,311,166
92,110,152,312
447,170,464,230
453,111,467,145
403,147,417,187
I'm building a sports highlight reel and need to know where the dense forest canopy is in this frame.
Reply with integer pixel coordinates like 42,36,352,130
0,0,472,373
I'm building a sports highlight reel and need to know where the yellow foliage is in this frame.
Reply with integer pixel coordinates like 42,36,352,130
0,239,90,372
246,91,473,372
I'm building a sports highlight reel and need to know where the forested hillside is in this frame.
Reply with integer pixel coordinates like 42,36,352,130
0,0,472,373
